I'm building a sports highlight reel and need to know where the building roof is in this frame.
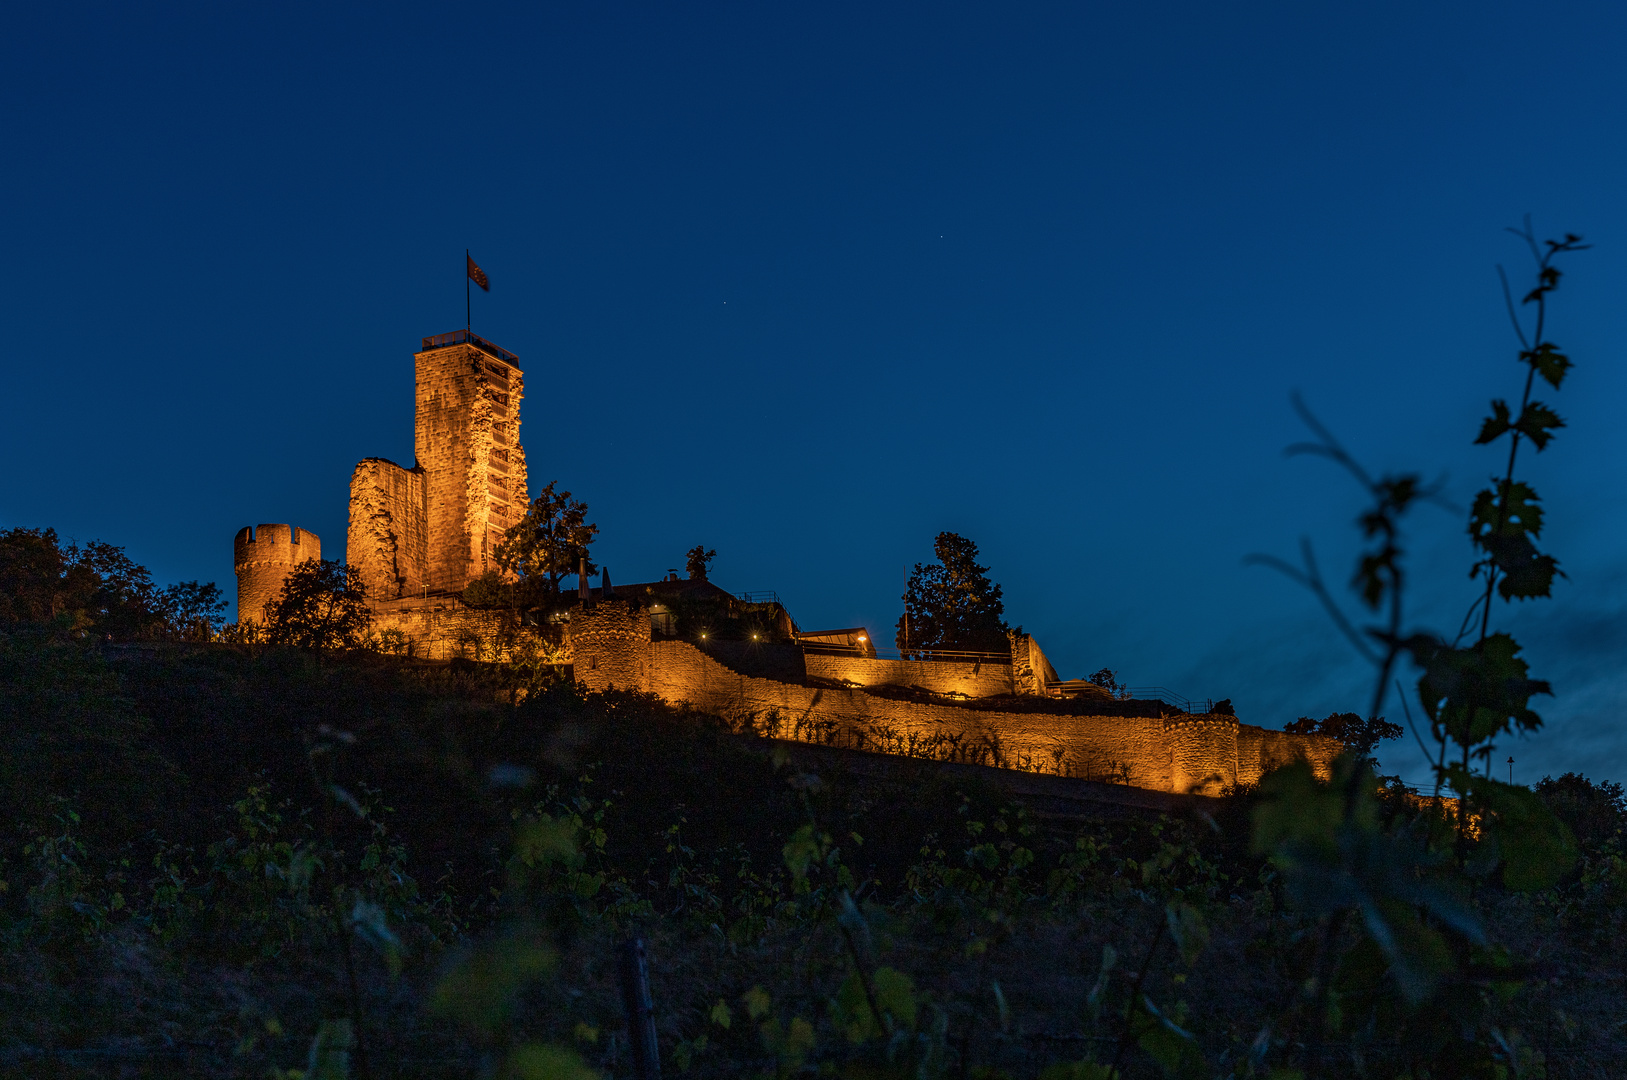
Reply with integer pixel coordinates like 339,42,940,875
794,626,876,658
579,577,737,604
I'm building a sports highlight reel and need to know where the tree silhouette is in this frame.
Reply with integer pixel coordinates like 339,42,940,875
685,545,716,582
894,532,1012,656
495,482,598,599
0,527,185,640
158,580,227,641
1283,711,1403,763
263,560,371,653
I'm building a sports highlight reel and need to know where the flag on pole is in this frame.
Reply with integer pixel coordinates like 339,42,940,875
467,254,490,292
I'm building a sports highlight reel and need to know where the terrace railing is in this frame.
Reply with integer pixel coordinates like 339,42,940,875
421,329,520,365
1123,686,1216,714
861,645,1011,663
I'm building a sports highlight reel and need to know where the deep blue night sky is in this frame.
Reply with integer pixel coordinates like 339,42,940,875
5,2,1627,785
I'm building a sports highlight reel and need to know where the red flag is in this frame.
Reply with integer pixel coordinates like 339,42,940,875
467,254,490,292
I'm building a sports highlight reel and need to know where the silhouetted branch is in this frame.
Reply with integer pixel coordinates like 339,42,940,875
1244,539,1379,665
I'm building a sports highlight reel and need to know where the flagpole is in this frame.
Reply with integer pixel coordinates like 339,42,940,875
466,249,471,333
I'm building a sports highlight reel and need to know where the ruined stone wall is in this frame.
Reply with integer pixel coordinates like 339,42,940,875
368,596,526,660
804,653,1016,698
1237,725,1340,785
234,524,320,624
413,342,528,593
477,352,527,568
1009,633,1060,695
348,458,427,602
641,638,1178,788
566,619,1343,793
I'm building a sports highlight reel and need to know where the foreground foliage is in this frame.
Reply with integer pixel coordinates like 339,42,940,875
0,634,1622,1079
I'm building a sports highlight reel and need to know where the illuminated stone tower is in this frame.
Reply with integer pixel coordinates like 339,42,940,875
234,523,320,623
347,330,528,600
415,330,528,591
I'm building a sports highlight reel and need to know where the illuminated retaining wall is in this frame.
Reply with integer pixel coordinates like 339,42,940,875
1236,725,1341,786
365,596,524,660
794,633,1058,699
571,601,1339,794
803,652,1016,697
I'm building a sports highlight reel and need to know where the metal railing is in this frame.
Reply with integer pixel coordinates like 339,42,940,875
421,329,520,365
736,591,782,605
1123,686,1215,714
868,645,1011,662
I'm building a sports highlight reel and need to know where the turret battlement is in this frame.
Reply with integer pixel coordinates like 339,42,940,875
234,523,317,563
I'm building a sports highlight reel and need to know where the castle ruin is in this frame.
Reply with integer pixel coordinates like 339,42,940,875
349,329,528,600
234,326,1341,795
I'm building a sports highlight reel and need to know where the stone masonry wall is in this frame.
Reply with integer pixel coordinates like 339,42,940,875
1237,725,1342,787
646,638,1176,787
414,342,528,594
234,524,320,624
480,355,527,568
571,601,653,691
415,342,478,592
348,458,427,602
1166,715,1241,795
804,652,1016,697
1009,633,1060,695
368,597,524,660
566,606,1339,793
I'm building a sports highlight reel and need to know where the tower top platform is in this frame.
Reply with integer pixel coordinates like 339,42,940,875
420,329,520,366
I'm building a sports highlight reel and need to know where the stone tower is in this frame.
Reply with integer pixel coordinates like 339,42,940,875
234,523,320,623
415,331,529,592
348,330,528,601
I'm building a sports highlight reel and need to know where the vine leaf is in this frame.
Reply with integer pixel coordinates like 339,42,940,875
1469,483,1562,599
1251,758,1484,1004
1525,342,1572,390
1133,997,1201,1075
1165,902,1210,968
1494,547,1561,600
1523,263,1563,304
1475,400,1512,445
1407,632,1550,748
1470,482,1546,544
1514,402,1564,450
1451,771,1578,891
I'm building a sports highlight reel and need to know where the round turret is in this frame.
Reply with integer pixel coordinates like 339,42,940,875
234,524,321,624
1165,713,1240,795
569,599,651,692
